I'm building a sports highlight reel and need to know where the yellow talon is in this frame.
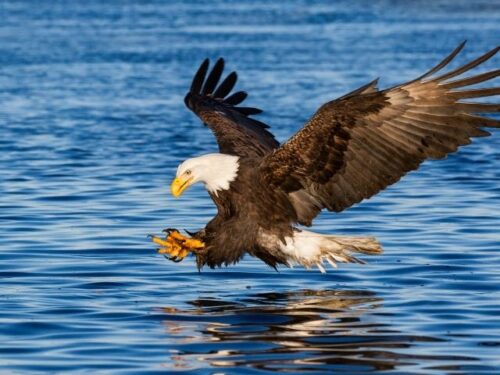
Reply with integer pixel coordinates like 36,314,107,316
169,246,182,257
150,230,205,262
169,231,187,242
183,237,205,249
151,236,171,247
157,246,170,254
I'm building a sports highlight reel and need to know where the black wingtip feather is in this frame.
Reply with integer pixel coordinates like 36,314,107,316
186,58,264,117
190,58,209,94
202,58,225,95
236,107,263,116
214,71,238,98
225,91,248,105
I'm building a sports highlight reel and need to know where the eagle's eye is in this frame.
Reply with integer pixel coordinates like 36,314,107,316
185,170,192,176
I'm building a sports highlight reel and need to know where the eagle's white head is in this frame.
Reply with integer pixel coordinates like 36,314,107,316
171,153,240,197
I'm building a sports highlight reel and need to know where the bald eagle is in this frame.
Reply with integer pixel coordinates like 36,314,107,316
151,42,499,272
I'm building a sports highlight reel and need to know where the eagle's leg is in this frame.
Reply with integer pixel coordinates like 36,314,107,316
152,235,189,261
150,229,205,262
163,229,205,250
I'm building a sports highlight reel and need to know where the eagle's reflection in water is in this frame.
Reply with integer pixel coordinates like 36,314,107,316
159,290,472,372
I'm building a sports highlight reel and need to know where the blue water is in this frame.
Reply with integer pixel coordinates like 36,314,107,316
1,1,499,373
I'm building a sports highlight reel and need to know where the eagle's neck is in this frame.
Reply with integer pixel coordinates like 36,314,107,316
201,153,240,195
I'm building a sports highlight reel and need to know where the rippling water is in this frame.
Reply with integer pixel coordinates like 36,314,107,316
1,1,499,373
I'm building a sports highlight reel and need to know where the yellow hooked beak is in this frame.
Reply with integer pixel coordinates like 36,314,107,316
171,175,193,197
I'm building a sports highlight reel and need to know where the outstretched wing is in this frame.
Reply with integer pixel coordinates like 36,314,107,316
184,58,279,158
261,42,500,225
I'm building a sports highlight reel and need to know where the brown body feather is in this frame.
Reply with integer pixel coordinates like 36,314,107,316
194,158,296,269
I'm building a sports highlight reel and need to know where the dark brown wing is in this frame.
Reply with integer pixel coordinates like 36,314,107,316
184,58,279,158
261,42,500,225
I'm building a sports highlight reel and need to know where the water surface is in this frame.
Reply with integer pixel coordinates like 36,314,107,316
1,1,499,373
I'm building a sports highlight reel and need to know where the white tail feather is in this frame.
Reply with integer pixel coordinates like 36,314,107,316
258,229,383,272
